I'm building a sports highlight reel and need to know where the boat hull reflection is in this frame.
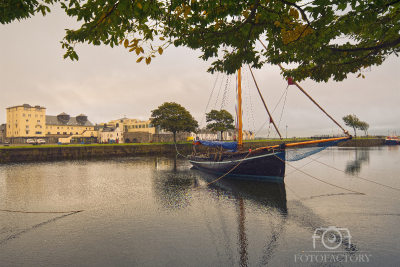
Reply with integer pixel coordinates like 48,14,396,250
195,171,287,215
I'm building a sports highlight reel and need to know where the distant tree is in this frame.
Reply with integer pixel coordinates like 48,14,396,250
358,121,370,137
206,109,235,141
151,102,198,143
342,114,361,138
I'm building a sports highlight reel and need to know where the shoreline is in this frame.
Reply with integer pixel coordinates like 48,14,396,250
0,139,385,164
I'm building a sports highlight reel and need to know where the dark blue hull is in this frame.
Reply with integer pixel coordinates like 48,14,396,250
385,140,399,145
188,149,286,183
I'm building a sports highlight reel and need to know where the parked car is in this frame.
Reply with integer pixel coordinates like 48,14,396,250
37,139,46,144
26,139,35,144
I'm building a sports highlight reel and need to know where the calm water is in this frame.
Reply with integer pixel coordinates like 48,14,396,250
0,146,399,266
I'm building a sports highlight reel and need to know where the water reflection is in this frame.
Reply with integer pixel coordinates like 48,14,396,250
345,148,370,175
196,173,288,215
2,152,385,267
152,157,197,210
194,172,288,267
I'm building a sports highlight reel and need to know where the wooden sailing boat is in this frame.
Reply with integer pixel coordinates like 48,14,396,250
188,68,351,182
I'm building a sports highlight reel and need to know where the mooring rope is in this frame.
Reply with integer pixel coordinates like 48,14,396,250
282,146,400,192
0,209,84,213
174,142,189,159
194,152,252,189
305,154,400,192
273,153,365,195
284,148,331,177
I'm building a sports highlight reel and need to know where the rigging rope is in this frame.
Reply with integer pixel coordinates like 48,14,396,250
255,85,289,137
200,72,220,127
220,74,230,110
213,73,225,110
274,85,289,139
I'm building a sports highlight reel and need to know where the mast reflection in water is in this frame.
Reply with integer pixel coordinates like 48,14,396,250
1,147,400,267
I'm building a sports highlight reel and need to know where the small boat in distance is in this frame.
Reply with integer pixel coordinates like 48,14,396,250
385,135,399,145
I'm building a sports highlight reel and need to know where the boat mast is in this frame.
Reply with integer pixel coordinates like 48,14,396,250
238,68,243,150
258,39,350,137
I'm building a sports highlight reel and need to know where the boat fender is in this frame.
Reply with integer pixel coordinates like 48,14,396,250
279,143,286,149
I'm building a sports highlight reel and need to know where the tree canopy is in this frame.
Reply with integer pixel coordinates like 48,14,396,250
2,0,399,82
342,114,369,137
358,121,370,136
206,109,235,140
151,102,198,142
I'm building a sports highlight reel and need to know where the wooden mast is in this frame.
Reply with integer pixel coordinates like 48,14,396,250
248,66,283,139
238,68,243,150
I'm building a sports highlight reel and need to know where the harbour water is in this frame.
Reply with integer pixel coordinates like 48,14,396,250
1,146,399,266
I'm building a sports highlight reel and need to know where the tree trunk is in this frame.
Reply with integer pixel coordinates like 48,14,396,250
353,127,357,138
173,132,176,143
221,131,224,141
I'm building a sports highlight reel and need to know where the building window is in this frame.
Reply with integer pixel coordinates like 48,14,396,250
23,113,25,117
24,107,30,111
57,127,59,129
70,132,73,134
35,131,42,134
48,132,51,134
63,132,67,134
36,108,41,111
25,125,29,128
26,119,29,122
35,114,38,117
28,114,31,117
76,132,78,134
57,132,60,134
26,131,29,134
40,115,43,117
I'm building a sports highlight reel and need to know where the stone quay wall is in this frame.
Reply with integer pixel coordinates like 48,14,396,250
0,139,385,164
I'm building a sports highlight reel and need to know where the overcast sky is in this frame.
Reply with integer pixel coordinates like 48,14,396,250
1,6,399,138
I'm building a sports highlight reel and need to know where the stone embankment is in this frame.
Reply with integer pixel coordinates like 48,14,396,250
0,139,385,164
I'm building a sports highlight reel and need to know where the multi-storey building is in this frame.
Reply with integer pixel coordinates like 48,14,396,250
45,113,94,136
6,104,46,143
5,104,95,144
108,118,157,134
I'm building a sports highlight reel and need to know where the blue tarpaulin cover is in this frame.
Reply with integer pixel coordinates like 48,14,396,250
193,140,237,150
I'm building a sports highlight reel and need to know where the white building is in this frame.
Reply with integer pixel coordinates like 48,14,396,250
191,129,218,141
99,127,124,144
